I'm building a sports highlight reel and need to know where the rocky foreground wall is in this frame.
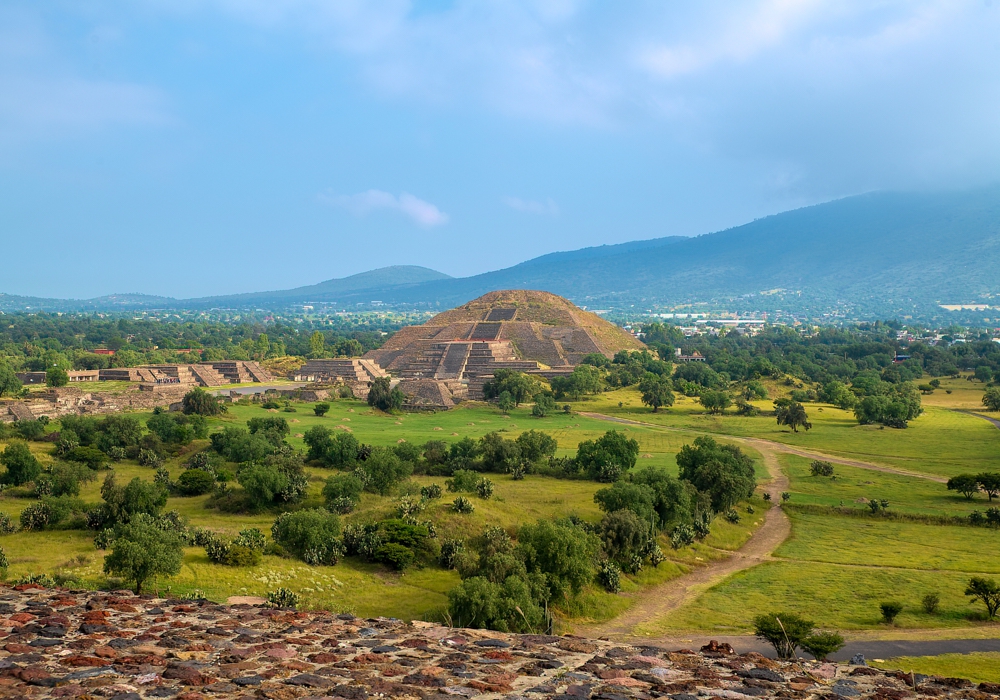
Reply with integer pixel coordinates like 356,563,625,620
0,585,991,699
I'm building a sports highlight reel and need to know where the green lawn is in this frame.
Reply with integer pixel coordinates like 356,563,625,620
872,653,1000,683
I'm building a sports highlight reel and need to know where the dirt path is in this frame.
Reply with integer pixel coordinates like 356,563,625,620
577,441,791,640
579,412,948,484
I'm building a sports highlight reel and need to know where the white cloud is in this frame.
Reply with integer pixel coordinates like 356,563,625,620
321,189,449,227
504,196,559,215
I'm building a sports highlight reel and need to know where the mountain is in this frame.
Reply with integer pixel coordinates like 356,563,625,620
5,188,1000,319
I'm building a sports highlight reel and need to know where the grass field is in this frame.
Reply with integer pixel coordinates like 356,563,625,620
872,653,1000,683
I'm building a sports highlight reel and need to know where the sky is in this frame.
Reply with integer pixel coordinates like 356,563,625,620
3,0,1000,299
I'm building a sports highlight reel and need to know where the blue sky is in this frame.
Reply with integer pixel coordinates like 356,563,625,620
3,1,1000,299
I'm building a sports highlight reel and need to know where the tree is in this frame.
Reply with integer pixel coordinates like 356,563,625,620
594,481,657,524
550,365,603,400
517,520,596,601
176,468,216,496
237,463,291,509
639,373,674,413
630,466,693,530
323,473,365,510
575,430,640,482
820,380,856,410
483,369,541,406
367,377,405,412
447,575,545,633
699,390,732,414
966,576,1000,619
531,392,557,417
810,461,834,477
975,365,994,383
0,441,42,486
309,331,326,358
478,432,522,473
799,631,845,662
947,474,981,500
775,400,812,432
356,446,412,495
753,612,815,659
984,387,1000,412
0,364,22,398
676,436,756,512
742,380,769,400
313,402,331,416
497,391,515,415
600,509,651,569
977,472,1000,501
103,515,184,594
271,509,342,565
515,430,557,463
46,367,69,387
182,388,225,416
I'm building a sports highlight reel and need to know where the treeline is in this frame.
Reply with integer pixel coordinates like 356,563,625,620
0,313,401,374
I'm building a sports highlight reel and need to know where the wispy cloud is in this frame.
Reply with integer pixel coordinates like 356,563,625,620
504,196,559,215
321,189,449,227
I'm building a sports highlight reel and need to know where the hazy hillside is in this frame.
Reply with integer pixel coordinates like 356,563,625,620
5,189,1000,320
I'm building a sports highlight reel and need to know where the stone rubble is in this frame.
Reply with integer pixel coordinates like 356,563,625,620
0,585,989,700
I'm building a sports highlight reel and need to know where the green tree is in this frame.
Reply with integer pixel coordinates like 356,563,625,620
639,373,674,412
531,392,557,417
0,364,22,398
237,463,291,509
775,400,812,432
496,391,515,415
103,515,184,594
515,430,557,463
182,388,225,416
447,575,545,633
517,519,596,601
699,390,732,414
676,436,756,512
799,631,845,662
45,366,69,387
753,612,815,659
0,441,42,486
482,369,541,406
966,576,1000,619
594,481,657,524
984,387,1000,412
308,331,326,358
313,402,331,416
322,473,365,509
367,377,405,411
271,509,342,564
176,468,216,496
947,474,981,500
975,365,994,383
742,380,769,400
356,446,412,495
976,473,1000,501
575,430,640,482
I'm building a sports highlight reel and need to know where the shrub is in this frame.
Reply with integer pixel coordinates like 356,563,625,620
677,436,757,512
176,469,216,496
799,631,845,661
314,402,331,416
446,470,480,493
922,593,940,614
356,447,411,495
724,509,741,524
810,460,835,477
420,483,442,500
0,441,42,486
137,449,163,468
576,431,640,483
439,539,465,569
670,524,695,549
598,560,621,593
451,496,475,514
880,601,903,624
395,496,425,521
475,477,495,499
66,446,110,470
342,523,384,559
20,502,51,531
367,377,405,412
182,388,226,416
271,509,343,565
375,543,415,570
322,474,364,510
601,509,651,566
267,587,300,609
447,575,545,632
0,512,16,534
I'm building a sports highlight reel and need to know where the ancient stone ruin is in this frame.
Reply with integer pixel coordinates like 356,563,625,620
0,585,981,699
361,290,644,406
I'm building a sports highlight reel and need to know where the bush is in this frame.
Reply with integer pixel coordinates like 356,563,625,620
880,601,903,624
356,447,411,496
447,575,545,632
446,470,480,493
451,496,475,514
922,593,940,614
375,543,415,570
271,509,343,565
576,430,640,483
0,441,42,486
66,446,109,470
439,539,465,569
475,477,495,499
420,483,443,500
267,587,300,609
20,502,51,531
724,509,741,524
677,436,756,512
810,460,834,477
598,560,621,593
799,631,845,662
313,402,331,416
182,388,226,416
0,512,16,534
532,393,557,417
601,509,651,566
367,377,405,412
176,468,216,496
322,474,364,510
670,524,695,549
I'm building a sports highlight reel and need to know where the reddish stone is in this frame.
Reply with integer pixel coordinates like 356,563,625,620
353,653,389,664
597,669,628,680
93,646,117,659
307,652,339,663
9,613,36,624
482,650,513,661
184,644,214,652
14,667,52,684
162,666,212,685
266,647,297,659
59,656,113,667
4,643,32,654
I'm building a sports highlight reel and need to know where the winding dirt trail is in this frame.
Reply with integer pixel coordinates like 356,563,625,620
577,440,791,639
578,412,947,484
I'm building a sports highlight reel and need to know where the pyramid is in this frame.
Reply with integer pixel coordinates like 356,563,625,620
364,290,644,382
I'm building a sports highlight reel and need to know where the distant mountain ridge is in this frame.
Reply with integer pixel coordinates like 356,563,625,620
5,188,1000,319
